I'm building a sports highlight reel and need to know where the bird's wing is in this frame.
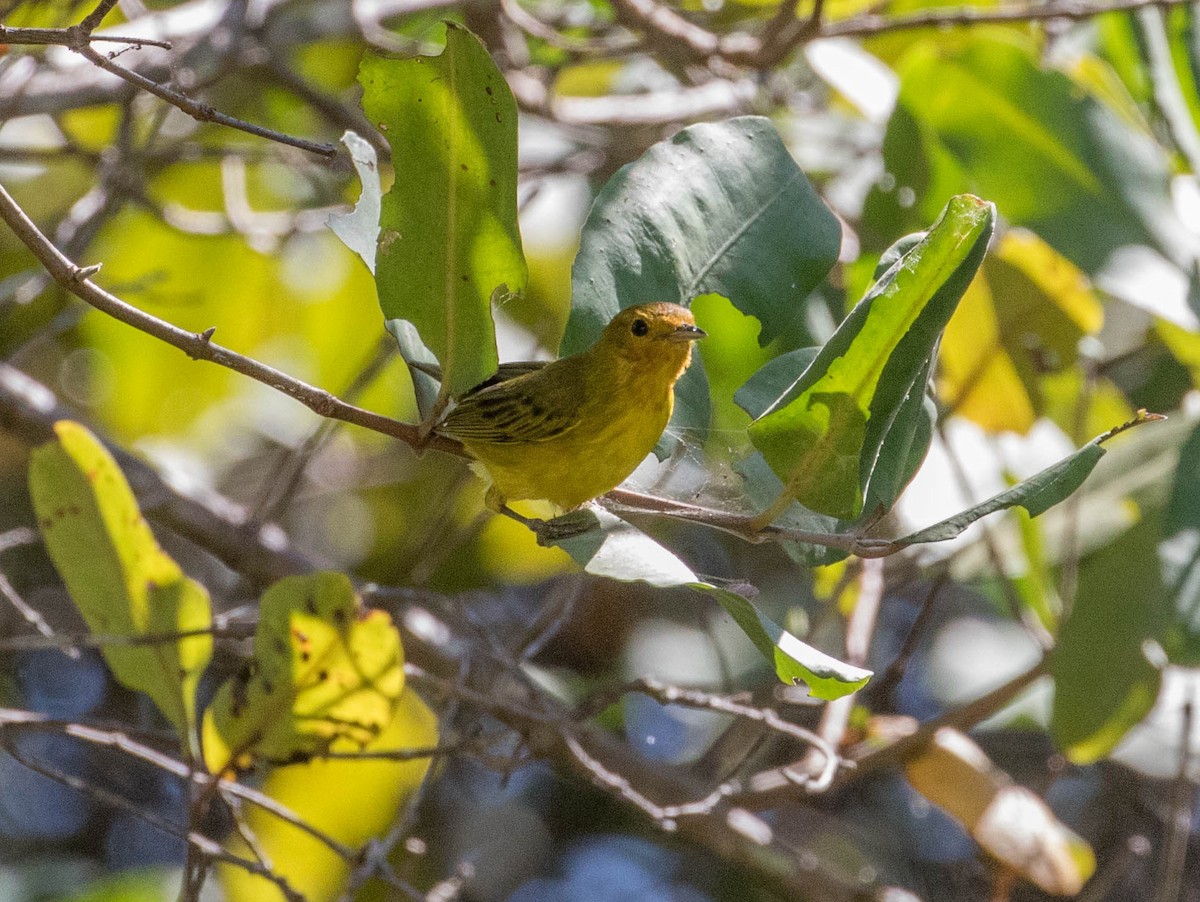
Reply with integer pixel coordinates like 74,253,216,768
407,360,549,397
438,364,585,444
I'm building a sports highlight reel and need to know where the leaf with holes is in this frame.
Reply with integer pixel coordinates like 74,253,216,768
201,572,404,774
361,23,526,400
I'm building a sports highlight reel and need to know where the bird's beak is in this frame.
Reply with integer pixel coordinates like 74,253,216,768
668,323,707,342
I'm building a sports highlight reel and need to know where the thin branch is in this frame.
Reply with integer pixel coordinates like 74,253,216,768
870,573,948,705
77,0,121,33
0,735,306,902
72,44,336,158
0,25,171,49
0,707,358,861
576,676,842,792
0,364,314,589
822,0,1195,38
0,571,81,658
0,182,459,455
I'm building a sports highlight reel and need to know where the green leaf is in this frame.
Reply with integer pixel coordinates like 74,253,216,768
548,509,868,696
27,421,212,747
865,34,1196,274
360,24,527,399
327,130,381,274
747,195,994,521
563,115,841,445
201,572,405,774
550,508,696,587
697,585,871,701
1052,520,1165,763
893,414,1160,548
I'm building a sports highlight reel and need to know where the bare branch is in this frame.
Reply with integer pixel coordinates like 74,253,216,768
0,25,172,49
72,44,335,158
0,183,460,456
0,733,306,902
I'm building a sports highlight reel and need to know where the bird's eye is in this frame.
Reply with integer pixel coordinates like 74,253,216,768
631,318,649,337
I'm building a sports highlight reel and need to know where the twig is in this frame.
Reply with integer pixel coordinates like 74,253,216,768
794,557,883,786
0,363,314,589
840,657,1049,785
0,735,306,902
0,571,81,659
0,625,242,653
0,706,358,861
870,573,948,705
0,25,171,49
823,0,1195,38
72,44,335,158
1155,697,1195,902
576,676,841,791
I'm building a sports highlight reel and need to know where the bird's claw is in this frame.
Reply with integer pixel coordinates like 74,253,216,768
530,509,601,546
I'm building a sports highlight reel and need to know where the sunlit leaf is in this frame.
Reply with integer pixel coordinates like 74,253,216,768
202,572,404,774
360,24,526,399
27,421,213,747
549,509,868,695
905,726,1095,894
864,33,1196,275
747,195,994,521
326,130,381,274
939,230,1103,434
698,585,871,700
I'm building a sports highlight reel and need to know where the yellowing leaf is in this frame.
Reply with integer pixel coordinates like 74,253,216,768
906,727,1095,895
27,421,212,747
218,687,438,902
202,572,404,774
939,230,1102,434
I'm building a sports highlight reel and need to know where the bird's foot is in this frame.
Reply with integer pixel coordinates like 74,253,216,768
495,503,600,547
530,509,601,546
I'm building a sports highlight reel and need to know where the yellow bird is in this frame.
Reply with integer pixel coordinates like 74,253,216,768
434,302,705,534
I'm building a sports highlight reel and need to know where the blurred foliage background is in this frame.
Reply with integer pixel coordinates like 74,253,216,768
2,0,1200,900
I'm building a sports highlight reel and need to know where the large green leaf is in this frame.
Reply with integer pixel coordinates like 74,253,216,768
27,421,213,749
747,195,994,522
1052,521,1165,763
549,509,868,698
563,116,840,354
864,33,1196,275
360,24,527,399
562,116,841,445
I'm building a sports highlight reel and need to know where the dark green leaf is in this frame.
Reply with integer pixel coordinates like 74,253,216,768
563,116,840,446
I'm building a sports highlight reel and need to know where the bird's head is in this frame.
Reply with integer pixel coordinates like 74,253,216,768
599,303,706,376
